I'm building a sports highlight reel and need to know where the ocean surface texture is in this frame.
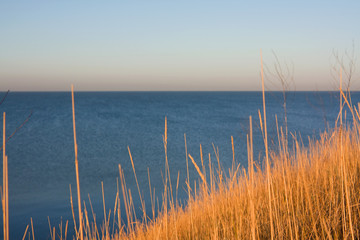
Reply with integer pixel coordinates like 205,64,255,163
0,91,352,239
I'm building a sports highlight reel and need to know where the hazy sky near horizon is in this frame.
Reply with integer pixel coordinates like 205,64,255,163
1,1,360,91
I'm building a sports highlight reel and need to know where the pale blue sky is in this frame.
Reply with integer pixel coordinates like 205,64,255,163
0,1,359,91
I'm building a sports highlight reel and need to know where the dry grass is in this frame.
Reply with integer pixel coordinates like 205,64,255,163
2,112,9,240
61,82,360,239
3,67,360,239
72,84,84,240
105,105,360,240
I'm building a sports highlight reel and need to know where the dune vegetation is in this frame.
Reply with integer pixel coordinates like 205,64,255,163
3,56,360,240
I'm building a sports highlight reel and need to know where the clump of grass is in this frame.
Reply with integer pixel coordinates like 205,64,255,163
86,59,357,240
107,105,360,239
5,58,360,239
63,79,360,239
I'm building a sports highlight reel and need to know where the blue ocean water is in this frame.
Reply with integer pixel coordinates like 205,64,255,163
0,91,353,239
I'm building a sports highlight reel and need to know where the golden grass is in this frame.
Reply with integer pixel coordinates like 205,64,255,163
2,112,9,240
110,121,360,239
60,82,360,239
84,66,360,239
72,84,84,240
3,63,360,239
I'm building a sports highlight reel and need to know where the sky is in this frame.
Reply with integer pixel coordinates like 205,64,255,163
0,1,360,91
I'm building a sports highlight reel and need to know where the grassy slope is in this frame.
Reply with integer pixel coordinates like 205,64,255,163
71,79,360,239
8,83,360,239
112,123,360,240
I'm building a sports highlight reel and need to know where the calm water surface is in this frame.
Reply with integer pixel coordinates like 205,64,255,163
0,91,353,239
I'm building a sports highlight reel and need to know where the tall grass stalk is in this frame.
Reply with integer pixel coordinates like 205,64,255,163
260,49,274,240
21,225,29,240
2,112,9,240
31,217,34,240
71,85,83,240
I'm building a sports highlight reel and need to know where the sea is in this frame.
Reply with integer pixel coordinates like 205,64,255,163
0,91,355,239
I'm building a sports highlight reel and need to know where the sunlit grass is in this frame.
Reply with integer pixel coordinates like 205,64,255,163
105,105,360,239
64,82,360,239
3,64,360,239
